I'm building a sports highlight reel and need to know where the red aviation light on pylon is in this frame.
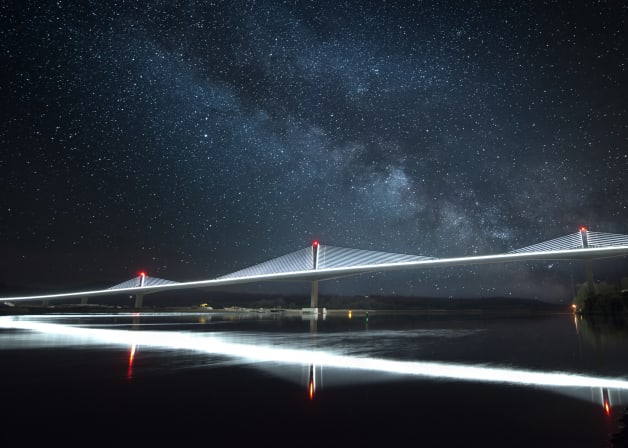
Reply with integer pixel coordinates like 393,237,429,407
138,271,146,287
580,226,588,232
312,240,319,247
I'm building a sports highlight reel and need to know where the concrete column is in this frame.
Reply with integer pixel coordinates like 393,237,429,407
580,227,595,297
310,280,319,308
308,241,320,311
134,294,144,309
80,297,88,305
584,261,595,297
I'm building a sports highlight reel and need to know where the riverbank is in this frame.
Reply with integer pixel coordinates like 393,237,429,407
574,290,628,316
0,302,570,318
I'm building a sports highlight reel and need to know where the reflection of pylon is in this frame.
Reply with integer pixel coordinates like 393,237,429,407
127,344,137,381
603,388,611,416
308,364,315,400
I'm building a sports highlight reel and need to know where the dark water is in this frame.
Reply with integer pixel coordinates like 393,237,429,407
1,310,627,447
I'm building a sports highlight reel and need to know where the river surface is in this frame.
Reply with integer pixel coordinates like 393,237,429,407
0,309,627,447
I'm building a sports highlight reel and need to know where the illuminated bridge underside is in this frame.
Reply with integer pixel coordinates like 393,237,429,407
3,231,628,302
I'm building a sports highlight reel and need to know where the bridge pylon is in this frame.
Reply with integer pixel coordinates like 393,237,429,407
311,241,319,308
303,241,322,316
580,227,596,298
134,272,146,309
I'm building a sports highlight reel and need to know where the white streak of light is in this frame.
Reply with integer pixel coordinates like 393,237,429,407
2,317,628,391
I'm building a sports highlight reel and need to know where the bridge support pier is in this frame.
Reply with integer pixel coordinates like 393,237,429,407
134,294,144,309
80,296,88,305
584,260,595,297
301,281,323,317
580,228,596,297
310,280,319,308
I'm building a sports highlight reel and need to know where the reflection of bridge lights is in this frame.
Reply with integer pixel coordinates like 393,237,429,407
3,316,628,397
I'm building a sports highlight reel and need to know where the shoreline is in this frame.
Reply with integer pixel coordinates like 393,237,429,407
0,302,571,317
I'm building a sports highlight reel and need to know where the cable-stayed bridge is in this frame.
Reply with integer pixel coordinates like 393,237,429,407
2,228,628,309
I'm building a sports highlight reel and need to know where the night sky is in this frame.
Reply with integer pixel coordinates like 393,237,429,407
1,1,627,301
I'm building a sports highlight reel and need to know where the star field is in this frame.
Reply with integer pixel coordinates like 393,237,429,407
1,1,627,300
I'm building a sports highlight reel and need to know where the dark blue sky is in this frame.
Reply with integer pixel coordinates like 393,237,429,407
1,1,627,301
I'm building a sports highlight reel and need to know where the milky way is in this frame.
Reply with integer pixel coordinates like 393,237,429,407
1,1,627,300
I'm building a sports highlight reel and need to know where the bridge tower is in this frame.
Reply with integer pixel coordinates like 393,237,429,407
310,240,319,308
303,241,324,317
580,227,596,297
134,272,146,309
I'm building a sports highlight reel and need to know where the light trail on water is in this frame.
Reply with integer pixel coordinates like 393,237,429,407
2,315,628,393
